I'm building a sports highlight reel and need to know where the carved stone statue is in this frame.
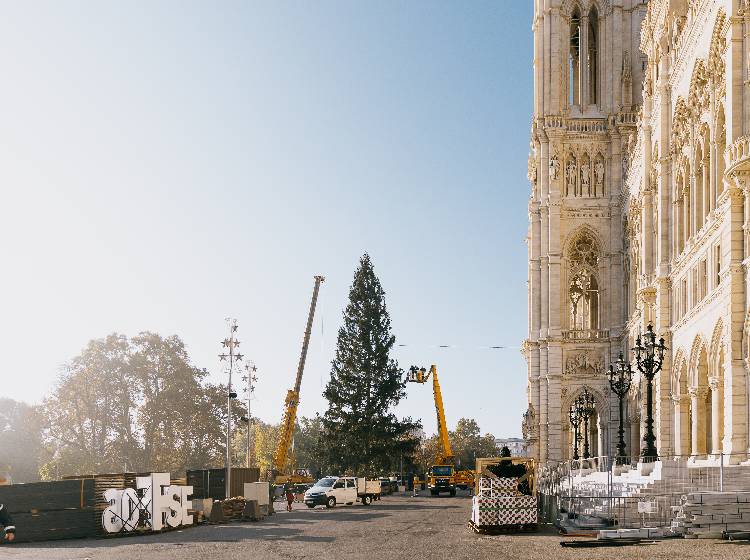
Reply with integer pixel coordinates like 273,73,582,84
549,155,560,181
581,161,591,196
595,160,605,190
566,158,577,196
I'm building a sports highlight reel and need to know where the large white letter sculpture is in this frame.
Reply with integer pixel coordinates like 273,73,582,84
102,472,193,533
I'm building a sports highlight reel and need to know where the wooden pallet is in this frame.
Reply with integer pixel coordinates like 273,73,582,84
468,520,538,534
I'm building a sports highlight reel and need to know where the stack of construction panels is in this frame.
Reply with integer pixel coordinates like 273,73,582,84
671,491,750,538
0,479,98,542
471,476,537,528
90,472,141,533
478,477,518,497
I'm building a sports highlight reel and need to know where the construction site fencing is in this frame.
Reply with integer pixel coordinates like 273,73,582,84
537,453,750,528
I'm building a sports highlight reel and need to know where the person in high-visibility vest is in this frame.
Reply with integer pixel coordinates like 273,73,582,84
0,504,15,542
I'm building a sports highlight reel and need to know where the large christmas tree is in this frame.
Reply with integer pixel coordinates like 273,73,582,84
321,254,420,475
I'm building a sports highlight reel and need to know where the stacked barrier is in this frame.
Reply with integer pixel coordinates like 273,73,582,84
469,458,537,533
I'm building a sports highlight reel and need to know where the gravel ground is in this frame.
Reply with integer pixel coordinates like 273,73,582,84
0,493,746,560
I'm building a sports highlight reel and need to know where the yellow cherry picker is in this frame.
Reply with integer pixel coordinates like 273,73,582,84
408,365,475,495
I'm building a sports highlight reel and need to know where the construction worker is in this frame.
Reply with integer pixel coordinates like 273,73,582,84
284,483,295,512
0,504,15,542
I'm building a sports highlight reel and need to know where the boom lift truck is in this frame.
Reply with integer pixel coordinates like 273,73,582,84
270,275,325,486
408,365,475,496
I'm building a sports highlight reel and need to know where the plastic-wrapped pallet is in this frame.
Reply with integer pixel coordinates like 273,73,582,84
471,475,537,528
479,477,518,498
471,495,537,526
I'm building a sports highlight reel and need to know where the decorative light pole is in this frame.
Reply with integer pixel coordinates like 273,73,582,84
608,353,633,464
579,388,595,460
568,403,582,461
241,362,258,468
632,324,666,460
219,318,243,498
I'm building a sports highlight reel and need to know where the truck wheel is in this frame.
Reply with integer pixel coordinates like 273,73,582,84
430,489,438,496
326,497,336,508
362,495,372,505
450,488,456,497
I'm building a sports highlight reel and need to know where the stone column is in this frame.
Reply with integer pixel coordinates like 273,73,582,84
580,15,589,108
539,136,550,339
682,185,692,244
539,345,549,462
702,160,709,226
642,189,653,278
642,112,653,277
629,414,640,459
690,386,709,457
672,394,685,456
547,349,564,461
709,376,722,455
691,174,698,240
723,183,749,457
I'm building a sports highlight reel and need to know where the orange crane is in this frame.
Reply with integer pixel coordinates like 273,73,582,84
272,275,324,484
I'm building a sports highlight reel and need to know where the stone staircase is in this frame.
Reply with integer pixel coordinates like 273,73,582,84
560,459,750,530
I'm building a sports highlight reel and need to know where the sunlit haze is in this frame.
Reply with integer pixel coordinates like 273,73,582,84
0,1,532,438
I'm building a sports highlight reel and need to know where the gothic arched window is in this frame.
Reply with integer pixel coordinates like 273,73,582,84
569,9,581,108
568,231,600,331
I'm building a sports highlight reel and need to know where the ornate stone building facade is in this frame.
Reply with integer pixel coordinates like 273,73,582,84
524,0,750,465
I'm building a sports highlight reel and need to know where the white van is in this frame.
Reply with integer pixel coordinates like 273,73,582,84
303,476,381,508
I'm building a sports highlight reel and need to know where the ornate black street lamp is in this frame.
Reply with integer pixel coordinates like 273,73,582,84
568,403,582,460
579,388,596,459
632,324,666,460
608,353,633,464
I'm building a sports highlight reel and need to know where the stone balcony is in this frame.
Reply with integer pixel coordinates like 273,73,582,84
725,136,750,176
542,116,608,134
561,329,610,341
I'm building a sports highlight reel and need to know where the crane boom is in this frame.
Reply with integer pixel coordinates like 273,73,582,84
407,364,474,495
273,275,325,476
407,364,453,463
430,366,453,463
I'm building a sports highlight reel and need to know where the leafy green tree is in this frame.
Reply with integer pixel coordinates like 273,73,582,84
0,398,43,483
450,418,500,469
41,334,135,477
294,415,325,477
412,419,500,474
413,431,439,474
321,254,420,475
40,332,238,478
251,420,280,476
129,332,232,473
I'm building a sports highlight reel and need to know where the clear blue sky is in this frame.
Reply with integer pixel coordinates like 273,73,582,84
0,1,533,438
